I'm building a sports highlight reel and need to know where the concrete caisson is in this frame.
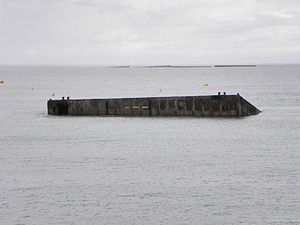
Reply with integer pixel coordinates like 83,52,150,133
47,94,261,117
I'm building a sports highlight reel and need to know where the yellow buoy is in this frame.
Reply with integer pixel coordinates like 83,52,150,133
203,83,208,87
0,80,4,84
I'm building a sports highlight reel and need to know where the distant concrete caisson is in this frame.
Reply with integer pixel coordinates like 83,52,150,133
47,93,261,117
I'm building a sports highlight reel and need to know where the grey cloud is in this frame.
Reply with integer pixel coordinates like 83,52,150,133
0,0,299,64
72,0,133,13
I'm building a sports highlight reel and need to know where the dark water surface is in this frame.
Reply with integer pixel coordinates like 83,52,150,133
0,65,299,224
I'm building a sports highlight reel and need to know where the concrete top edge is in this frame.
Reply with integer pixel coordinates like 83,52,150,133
48,94,241,101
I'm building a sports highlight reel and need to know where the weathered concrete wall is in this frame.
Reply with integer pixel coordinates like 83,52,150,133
47,94,261,117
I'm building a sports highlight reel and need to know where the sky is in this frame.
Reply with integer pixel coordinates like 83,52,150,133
0,0,300,65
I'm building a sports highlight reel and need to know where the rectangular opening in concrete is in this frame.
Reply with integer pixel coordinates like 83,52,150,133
160,100,166,110
57,102,68,115
168,100,175,109
186,98,193,111
195,99,201,111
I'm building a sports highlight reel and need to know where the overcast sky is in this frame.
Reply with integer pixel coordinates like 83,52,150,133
0,0,299,65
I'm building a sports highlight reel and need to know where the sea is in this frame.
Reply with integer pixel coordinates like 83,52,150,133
0,65,299,225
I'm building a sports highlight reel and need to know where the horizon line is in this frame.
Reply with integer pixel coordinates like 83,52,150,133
0,63,300,67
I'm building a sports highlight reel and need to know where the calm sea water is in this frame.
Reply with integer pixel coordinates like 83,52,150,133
0,65,299,225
